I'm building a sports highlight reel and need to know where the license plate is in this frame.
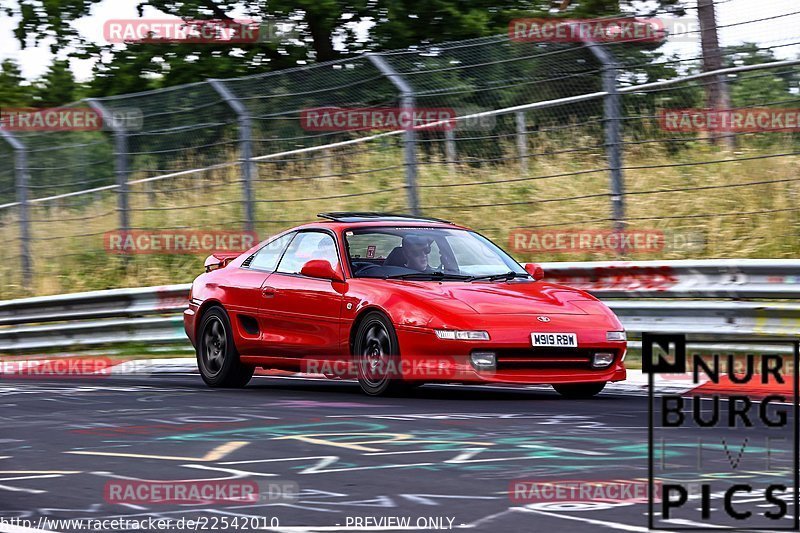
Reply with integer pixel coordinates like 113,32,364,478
531,332,578,348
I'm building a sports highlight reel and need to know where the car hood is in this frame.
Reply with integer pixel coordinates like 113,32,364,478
388,280,591,315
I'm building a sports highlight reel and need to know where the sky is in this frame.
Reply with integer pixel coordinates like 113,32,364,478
0,0,798,83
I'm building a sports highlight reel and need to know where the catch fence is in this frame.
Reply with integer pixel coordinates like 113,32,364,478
1,0,799,297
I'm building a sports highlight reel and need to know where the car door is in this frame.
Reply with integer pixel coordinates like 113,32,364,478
224,232,295,355
259,230,344,359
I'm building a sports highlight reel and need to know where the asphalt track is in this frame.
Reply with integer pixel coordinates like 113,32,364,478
0,373,796,533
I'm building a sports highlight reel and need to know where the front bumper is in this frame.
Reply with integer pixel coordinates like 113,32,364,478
394,320,626,384
183,303,198,348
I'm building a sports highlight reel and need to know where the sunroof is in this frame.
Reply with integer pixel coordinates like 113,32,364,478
317,212,451,224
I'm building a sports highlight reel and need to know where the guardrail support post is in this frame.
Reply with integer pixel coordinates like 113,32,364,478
209,79,256,233
367,53,421,215
86,99,130,238
0,130,32,287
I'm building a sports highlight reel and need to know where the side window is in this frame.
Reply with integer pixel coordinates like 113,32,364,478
248,233,295,271
277,232,339,275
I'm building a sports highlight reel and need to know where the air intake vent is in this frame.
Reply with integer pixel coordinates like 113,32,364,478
241,254,255,268
238,315,260,335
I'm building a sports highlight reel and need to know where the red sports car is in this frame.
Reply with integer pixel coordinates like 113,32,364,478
184,213,627,396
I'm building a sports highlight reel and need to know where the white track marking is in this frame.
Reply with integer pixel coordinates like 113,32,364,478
518,507,675,532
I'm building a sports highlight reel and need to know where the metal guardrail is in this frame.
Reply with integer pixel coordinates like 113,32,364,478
0,285,190,351
540,259,800,299
0,260,798,352
0,284,191,326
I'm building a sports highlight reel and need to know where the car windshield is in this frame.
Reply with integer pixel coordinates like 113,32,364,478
344,227,529,280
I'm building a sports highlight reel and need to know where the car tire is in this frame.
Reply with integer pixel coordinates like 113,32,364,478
552,382,606,399
197,307,254,388
354,311,409,396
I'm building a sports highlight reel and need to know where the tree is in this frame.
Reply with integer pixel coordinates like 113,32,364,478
697,0,734,148
0,59,31,106
6,0,687,94
6,0,382,94
31,59,79,106
723,43,798,108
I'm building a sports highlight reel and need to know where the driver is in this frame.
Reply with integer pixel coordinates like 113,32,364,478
400,234,433,271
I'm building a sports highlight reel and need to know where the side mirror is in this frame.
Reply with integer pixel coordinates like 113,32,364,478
524,263,545,281
204,252,239,272
300,259,344,282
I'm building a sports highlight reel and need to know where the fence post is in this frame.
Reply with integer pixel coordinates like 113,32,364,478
209,79,256,233
579,37,626,236
0,130,32,287
445,129,456,174
367,53,420,215
86,99,130,237
515,112,528,174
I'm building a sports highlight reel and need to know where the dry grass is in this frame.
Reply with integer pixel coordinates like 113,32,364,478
0,136,797,299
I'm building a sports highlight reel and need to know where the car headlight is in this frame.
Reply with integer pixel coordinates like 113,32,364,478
606,331,626,342
435,329,490,341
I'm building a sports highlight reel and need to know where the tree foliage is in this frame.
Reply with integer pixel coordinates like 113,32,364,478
0,59,30,106
4,0,695,99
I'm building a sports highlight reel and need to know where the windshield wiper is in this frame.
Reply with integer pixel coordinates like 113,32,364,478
467,271,530,282
385,271,472,281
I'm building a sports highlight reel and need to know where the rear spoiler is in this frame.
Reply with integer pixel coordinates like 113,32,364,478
204,252,242,272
